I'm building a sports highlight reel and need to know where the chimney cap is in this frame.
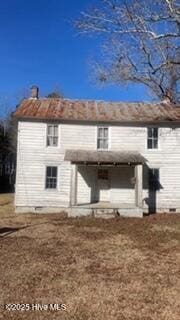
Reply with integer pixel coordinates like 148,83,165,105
30,85,39,99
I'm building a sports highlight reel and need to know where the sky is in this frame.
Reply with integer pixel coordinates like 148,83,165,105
0,0,152,117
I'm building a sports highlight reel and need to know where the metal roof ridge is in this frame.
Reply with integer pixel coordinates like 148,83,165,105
25,97,172,105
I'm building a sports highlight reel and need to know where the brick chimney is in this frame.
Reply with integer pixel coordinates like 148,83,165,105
30,85,39,99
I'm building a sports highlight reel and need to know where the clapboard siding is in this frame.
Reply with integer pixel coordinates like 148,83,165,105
15,121,180,211
111,127,146,151
77,166,97,204
15,121,71,206
61,124,96,150
110,167,135,203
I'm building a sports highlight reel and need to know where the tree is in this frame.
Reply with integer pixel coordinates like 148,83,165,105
0,98,18,191
75,0,180,103
0,115,17,191
46,90,64,98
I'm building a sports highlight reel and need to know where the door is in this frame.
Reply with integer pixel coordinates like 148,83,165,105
97,169,110,202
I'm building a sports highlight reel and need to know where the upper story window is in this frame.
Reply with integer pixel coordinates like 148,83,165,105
147,128,158,149
97,127,108,150
47,124,58,147
45,166,57,189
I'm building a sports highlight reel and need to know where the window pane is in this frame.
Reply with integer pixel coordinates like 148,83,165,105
48,125,53,135
104,128,108,138
53,137,58,146
148,139,152,149
99,139,104,149
54,125,58,136
103,139,108,149
47,136,53,146
153,128,158,138
97,139,108,149
46,167,51,177
153,139,158,149
148,128,152,138
52,167,57,177
97,139,100,149
98,128,103,138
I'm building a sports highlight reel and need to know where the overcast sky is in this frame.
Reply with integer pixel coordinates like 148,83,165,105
0,0,152,116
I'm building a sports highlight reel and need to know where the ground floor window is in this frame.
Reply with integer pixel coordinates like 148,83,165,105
149,168,160,190
98,169,108,180
45,166,57,189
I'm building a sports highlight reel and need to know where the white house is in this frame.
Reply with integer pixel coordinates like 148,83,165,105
14,87,180,218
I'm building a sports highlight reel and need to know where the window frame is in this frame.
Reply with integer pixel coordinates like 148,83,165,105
46,124,59,147
98,169,109,180
97,126,109,150
45,166,58,189
147,127,159,150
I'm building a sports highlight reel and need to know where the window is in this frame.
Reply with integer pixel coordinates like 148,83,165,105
98,169,108,180
97,127,108,149
47,124,58,146
149,168,160,191
45,166,57,189
147,128,158,149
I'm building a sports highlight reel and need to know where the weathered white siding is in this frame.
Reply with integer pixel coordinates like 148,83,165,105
110,166,135,204
61,124,96,150
77,166,97,204
15,121,180,212
15,122,71,208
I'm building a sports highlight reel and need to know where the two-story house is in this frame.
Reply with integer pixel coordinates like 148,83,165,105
14,87,180,217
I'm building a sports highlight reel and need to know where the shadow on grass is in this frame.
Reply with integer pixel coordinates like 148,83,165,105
0,221,59,239
0,226,29,238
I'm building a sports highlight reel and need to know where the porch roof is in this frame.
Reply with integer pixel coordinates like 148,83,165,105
64,149,146,164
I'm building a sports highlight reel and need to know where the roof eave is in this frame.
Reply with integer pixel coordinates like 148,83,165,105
15,116,180,124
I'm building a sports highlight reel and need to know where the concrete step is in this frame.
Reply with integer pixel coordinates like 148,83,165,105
93,208,118,218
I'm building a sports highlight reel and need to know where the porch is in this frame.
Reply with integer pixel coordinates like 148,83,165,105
65,149,146,218
68,202,142,218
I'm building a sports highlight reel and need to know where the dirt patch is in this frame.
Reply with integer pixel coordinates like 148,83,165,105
0,194,180,320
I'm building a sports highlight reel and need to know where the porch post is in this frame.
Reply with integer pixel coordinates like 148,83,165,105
70,164,78,206
135,164,143,208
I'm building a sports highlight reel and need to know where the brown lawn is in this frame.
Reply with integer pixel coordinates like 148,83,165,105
0,194,180,320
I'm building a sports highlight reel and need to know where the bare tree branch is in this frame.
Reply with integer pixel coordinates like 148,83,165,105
75,0,180,102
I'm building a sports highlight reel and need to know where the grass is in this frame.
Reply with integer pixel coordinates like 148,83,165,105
0,194,180,320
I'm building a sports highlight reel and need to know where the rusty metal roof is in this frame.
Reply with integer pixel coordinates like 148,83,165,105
64,149,146,164
14,98,180,123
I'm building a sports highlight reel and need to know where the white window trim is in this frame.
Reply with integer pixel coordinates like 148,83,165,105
44,165,58,190
96,126,110,150
46,124,59,148
146,127,160,151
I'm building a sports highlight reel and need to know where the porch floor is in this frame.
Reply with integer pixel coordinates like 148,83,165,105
73,202,136,209
68,202,143,218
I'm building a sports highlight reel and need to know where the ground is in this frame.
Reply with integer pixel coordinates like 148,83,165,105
0,194,180,320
